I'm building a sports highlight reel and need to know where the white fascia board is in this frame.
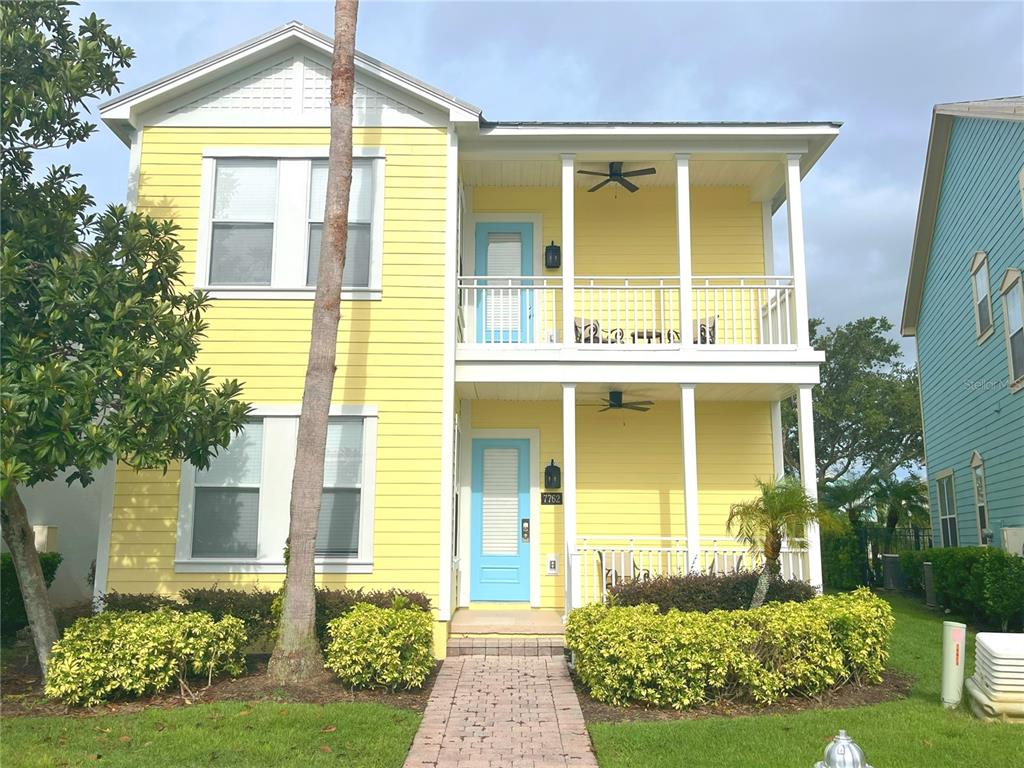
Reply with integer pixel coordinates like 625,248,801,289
477,124,840,138
457,347,825,364
455,359,824,386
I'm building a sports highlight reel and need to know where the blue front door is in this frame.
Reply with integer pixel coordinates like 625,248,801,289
475,222,534,343
471,439,531,602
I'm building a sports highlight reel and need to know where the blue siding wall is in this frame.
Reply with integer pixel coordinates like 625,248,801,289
917,116,1024,549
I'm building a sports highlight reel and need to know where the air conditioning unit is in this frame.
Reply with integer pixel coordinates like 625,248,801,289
1001,527,1024,557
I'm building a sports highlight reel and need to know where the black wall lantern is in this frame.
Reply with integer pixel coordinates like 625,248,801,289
544,460,562,490
544,241,561,270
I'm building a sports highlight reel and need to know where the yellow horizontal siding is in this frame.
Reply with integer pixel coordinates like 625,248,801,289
107,126,450,603
466,399,774,610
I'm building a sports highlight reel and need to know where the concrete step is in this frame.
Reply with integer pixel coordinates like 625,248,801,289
449,608,564,636
447,636,565,657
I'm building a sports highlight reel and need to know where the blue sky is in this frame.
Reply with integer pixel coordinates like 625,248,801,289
56,1,1024,357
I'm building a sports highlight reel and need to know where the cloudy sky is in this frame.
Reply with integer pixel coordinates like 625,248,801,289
60,1,1024,358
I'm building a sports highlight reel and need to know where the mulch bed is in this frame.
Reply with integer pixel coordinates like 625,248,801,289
574,669,914,723
0,650,437,719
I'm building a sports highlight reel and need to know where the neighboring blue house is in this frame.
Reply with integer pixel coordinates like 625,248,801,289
903,97,1024,553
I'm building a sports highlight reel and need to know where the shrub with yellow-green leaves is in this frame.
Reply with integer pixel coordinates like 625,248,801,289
324,603,434,690
565,588,893,709
45,610,247,706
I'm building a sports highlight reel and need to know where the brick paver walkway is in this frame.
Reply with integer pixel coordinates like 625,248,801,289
404,656,598,768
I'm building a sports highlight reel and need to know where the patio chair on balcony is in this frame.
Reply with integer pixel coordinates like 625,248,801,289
574,318,625,344
669,316,717,345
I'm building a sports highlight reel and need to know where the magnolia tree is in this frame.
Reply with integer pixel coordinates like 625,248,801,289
0,1,249,676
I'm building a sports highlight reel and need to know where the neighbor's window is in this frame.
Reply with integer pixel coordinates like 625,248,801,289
316,418,365,557
1001,269,1024,388
209,160,277,285
971,252,993,339
970,452,988,541
306,159,374,288
936,473,958,548
191,421,263,558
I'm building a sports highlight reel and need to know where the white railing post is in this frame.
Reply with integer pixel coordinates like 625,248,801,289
797,384,823,591
676,154,692,347
563,383,579,609
784,154,810,348
680,384,700,571
562,154,576,348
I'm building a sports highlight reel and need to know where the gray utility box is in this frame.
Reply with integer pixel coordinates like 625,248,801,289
923,562,937,608
881,554,903,590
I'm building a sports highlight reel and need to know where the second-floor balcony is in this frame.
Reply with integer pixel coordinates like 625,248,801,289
457,274,797,349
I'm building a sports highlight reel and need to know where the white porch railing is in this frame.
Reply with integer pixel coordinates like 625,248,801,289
456,275,797,348
457,276,562,345
692,276,796,346
575,535,809,607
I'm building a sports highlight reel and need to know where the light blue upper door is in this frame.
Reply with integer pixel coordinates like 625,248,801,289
470,438,530,602
474,222,534,343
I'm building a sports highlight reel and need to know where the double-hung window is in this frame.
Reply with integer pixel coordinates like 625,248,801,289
306,159,374,288
201,150,384,297
970,452,988,543
1001,268,1024,390
936,472,958,548
178,410,377,572
190,421,264,559
970,252,993,340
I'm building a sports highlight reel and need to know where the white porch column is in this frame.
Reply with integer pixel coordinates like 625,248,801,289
797,384,823,591
770,400,784,479
676,154,692,346
561,154,576,347
562,383,580,610
680,384,700,570
784,154,811,347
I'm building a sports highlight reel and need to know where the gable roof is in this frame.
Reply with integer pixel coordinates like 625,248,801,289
99,20,482,142
902,97,1024,336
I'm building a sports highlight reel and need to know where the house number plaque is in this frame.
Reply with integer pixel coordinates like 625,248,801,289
541,492,563,505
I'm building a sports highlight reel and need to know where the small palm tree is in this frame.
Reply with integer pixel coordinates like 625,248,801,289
872,475,929,551
727,476,823,609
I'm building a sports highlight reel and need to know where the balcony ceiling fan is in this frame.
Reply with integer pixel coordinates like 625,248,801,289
597,390,653,412
578,161,656,193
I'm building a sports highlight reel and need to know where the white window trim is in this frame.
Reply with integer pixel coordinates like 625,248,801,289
1000,267,1024,393
175,404,378,574
196,147,386,300
969,451,989,545
970,251,994,343
934,469,958,548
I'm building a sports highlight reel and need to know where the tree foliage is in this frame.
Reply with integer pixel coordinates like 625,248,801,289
783,317,923,490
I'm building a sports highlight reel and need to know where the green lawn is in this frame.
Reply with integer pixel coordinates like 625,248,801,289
0,700,420,768
588,594,1021,768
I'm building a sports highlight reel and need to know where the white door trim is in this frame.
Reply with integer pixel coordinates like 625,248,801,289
458,426,542,608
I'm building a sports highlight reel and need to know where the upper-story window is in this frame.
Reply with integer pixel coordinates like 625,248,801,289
935,471,958,547
200,150,385,299
970,252,993,340
1001,268,1024,390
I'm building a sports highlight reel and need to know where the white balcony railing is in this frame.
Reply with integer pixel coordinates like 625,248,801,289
574,535,809,606
456,275,797,348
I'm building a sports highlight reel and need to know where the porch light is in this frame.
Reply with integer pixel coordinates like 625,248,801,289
544,460,562,490
544,241,561,269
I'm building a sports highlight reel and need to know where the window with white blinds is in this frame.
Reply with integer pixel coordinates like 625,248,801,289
191,421,263,558
307,159,374,288
485,233,523,334
210,160,277,285
481,447,520,556
201,152,383,296
178,410,378,572
316,418,364,557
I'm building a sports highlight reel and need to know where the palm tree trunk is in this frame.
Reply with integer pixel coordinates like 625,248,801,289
750,565,771,609
268,0,358,685
1,484,60,677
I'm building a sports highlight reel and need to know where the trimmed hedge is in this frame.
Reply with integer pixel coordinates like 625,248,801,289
45,610,246,706
565,588,893,709
821,532,867,590
608,571,815,613
1,552,63,642
324,603,434,690
100,586,431,646
900,547,1024,630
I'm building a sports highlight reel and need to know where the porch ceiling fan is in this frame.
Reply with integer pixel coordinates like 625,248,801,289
597,390,653,412
578,161,656,193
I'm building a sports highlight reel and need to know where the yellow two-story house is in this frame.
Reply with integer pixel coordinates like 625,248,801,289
96,22,837,655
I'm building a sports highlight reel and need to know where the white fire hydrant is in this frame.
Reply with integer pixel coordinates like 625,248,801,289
814,730,872,768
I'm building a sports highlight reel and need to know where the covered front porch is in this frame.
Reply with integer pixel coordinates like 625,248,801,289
449,381,822,617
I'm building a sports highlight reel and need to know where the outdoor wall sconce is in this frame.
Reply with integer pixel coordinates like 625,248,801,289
544,460,562,489
544,241,561,269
